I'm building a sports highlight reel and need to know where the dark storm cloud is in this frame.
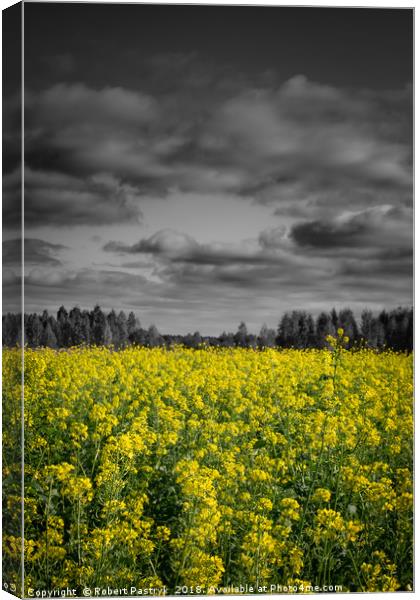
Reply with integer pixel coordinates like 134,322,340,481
2,168,22,227
147,243,409,316
3,238,67,267
3,93,21,175
24,268,153,312
292,218,376,249
290,206,412,253
24,82,159,185
15,5,412,330
103,202,412,293
25,268,148,289
102,228,330,296
261,206,412,290
24,168,143,227
104,229,290,267
23,70,412,227
204,78,411,213
23,267,221,325
103,230,198,256
21,233,412,334
340,256,413,278
23,84,158,225
156,259,324,291
94,260,154,270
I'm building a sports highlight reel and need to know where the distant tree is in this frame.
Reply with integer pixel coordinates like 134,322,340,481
146,324,163,347
81,310,92,345
127,312,139,337
90,305,107,345
277,313,293,347
378,310,390,331
406,308,413,352
234,322,248,347
361,309,373,343
277,311,314,348
57,305,72,347
330,308,338,330
107,310,118,345
129,327,147,346
373,319,386,349
40,309,49,326
258,324,276,348
16,318,22,348
40,321,58,348
183,331,202,349
69,307,86,345
192,331,202,348
247,333,258,349
315,312,335,348
300,312,315,348
219,331,235,347
116,311,129,348
3,304,413,352
103,319,113,346
3,313,20,346
386,307,412,351
360,310,385,349
25,314,43,347
337,308,358,346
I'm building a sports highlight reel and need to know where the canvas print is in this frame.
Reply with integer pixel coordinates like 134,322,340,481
2,2,413,598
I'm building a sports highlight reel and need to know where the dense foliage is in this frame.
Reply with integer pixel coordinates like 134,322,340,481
2,305,413,351
3,333,413,594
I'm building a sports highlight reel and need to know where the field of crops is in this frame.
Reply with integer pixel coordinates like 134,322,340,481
3,334,413,595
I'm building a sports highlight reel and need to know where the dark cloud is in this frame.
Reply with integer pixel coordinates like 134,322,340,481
2,168,21,228
290,206,412,254
101,210,412,307
22,261,324,334
14,36,412,329
2,269,21,313
257,207,412,297
3,93,21,175
23,73,412,227
104,230,199,256
292,219,370,249
94,260,154,270
340,256,413,279
23,168,143,227
203,77,412,215
26,268,147,289
104,229,290,267
24,268,152,312
23,267,223,332
21,226,413,334
3,238,67,267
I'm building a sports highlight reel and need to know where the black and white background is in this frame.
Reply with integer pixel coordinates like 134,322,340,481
2,2,413,335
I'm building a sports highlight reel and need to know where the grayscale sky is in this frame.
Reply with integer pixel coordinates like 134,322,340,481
3,3,413,334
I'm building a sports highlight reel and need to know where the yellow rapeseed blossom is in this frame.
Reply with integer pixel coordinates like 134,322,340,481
2,342,412,594
311,488,331,503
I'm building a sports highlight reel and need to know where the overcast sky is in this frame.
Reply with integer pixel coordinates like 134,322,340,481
3,3,413,334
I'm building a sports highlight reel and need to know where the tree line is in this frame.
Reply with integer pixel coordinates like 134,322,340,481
2,305,413,351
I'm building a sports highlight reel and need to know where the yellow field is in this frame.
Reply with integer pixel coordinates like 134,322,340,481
2,336,413,594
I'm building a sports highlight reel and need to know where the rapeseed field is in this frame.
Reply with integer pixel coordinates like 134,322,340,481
2,332,413,594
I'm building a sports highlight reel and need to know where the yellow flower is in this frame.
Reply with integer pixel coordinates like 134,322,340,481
2,343,411,592
312,488,331,503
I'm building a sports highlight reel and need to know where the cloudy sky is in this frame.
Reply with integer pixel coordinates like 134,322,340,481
3,3,413,334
